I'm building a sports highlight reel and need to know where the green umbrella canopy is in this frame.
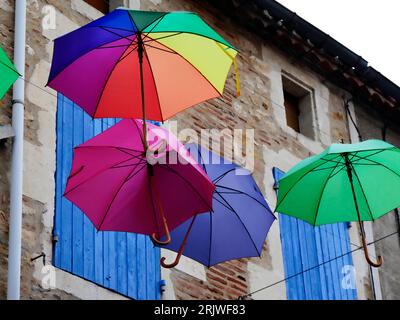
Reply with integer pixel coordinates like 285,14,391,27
276,140,400,226
0,46,19,100
276,139,400,267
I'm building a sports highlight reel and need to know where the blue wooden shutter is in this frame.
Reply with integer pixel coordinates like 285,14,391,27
53,94,161,300
273,167,357,300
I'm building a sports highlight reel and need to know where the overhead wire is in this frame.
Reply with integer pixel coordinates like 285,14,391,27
239,229,400,299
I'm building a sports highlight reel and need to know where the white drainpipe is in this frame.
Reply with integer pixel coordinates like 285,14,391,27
7,0,26,300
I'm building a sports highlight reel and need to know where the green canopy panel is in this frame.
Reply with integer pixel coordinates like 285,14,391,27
276,140,400,267
0,47,19,100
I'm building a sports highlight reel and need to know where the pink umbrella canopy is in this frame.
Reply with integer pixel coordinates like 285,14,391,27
64,119,215,242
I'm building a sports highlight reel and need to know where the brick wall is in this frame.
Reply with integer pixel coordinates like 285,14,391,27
0,0,376,300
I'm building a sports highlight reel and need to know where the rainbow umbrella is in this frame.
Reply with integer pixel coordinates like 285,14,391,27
47,8,239,144
0,46,19,100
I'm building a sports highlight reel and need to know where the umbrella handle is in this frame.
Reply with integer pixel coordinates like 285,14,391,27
150,173,171,245
160,253,182,269
345,156,383,268
160,215,197,269
359,221,383,268
151,216,171,245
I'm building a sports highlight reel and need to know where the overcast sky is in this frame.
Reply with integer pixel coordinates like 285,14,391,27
277,0,400,86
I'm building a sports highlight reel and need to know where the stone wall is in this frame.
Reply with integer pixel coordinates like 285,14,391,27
354,103,400,300
0,0,378,300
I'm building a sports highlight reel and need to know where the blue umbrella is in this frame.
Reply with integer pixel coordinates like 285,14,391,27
157,144,276,268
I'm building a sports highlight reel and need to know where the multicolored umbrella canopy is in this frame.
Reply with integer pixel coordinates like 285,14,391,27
64,120,215,243
47,9,239,122
0,46,19,100
157,144,276,268
276,139,400,267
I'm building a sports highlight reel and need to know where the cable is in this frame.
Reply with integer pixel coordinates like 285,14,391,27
239,229,399,299
344,98,363,142
18,74,340,141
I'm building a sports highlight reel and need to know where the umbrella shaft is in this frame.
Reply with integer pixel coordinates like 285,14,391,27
344,154,362,222
137,33,148,151
344,154,383,267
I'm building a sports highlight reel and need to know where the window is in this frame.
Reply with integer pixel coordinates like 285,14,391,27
84,0,110,14
282,74,315,139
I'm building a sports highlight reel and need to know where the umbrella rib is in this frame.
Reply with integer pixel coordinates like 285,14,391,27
92,39,137,118
142,36,222,96
140,13,169,40
349,163,375,222
125,163,148,182
99,26,136,42
125,11,139,31
310,165,344,172
212,168,236,185
111,161,147,169
326,165,346,180
85,25,136,33
97,164,144,230
157,165,213,211
47,36,134,86
216,185,273,213
214,190,262,256
197,147,208,175
143,32,183,44
0,60,20,75
276,156,342,211
352,149,385,160
116,44,139,63
282,154,342,181
312,161,342,226
131,119,146,149
63,154,142,196
74,145,143,158
351,153,400,180
144,43,178,54
208,210,213,268
114,147,144,158
96,43,136,50
142,30,236,50
142,40,165,122
352,163,381,166
146,174,161,240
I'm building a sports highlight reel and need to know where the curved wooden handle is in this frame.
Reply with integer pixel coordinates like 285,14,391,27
151,216,171,245
359,221,383,268
160,254,181,269
360,223,383,268
160,216,197,269
150,173,171,245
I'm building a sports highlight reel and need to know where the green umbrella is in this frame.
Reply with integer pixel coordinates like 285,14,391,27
276,139,400,267
0,46,19,100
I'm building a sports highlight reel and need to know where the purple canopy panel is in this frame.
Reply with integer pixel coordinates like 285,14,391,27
158,144,276,267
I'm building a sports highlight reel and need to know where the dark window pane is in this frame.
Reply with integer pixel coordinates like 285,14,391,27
284,91,300,132
84,0,109,14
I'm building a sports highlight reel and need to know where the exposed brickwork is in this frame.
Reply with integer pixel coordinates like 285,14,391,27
0,0,379,300
170,260,250,301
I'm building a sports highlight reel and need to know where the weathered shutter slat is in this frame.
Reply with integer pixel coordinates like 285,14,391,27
54,94,161,300
314,227,329,299
60,95,73,271
72,106,84,277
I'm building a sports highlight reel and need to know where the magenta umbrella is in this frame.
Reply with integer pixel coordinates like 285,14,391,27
64,119,215,244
